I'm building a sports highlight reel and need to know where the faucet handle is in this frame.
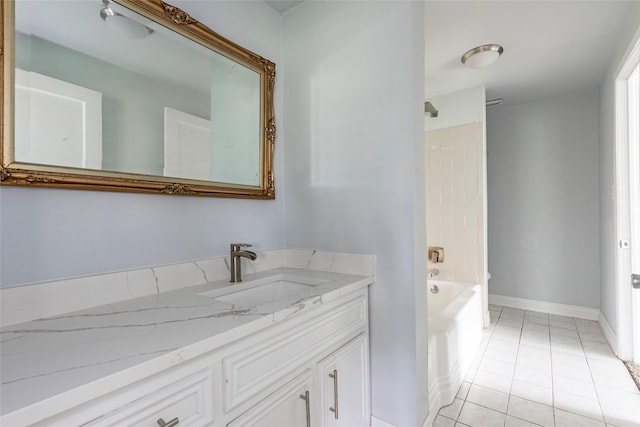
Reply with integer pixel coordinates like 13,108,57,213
230,243,252,250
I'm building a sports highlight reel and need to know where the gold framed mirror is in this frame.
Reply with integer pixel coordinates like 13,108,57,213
0,0,276,198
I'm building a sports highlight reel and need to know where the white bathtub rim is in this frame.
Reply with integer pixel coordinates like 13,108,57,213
428,283,481,336
427,280,484,425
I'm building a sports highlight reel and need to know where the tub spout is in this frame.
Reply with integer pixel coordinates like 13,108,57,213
428,268,439,278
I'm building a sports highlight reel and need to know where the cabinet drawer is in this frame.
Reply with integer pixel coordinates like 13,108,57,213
86,368,215,427
223,293,367,413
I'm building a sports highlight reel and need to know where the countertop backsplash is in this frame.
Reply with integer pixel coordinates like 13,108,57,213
0,249,375,326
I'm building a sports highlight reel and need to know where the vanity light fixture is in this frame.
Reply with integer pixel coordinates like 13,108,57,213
461,44,504,69
100,0,153,40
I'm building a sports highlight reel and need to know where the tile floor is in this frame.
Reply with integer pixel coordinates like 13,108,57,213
434,305,640,427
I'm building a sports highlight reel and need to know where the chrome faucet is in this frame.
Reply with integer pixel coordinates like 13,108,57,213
428,268,439,278
230,243,257,283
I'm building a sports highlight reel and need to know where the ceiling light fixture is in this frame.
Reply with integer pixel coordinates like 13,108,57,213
100,0,152,40
461,44,504,69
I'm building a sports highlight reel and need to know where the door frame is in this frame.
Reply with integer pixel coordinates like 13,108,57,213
614,29,640,361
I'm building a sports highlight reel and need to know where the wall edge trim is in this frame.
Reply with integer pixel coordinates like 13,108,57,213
598,311,619,355
488,293,600,320
371,416,396,427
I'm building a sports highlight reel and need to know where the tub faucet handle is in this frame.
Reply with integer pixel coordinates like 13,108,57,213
428,247,444,264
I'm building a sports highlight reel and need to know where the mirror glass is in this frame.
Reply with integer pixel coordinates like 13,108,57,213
2,0,275,198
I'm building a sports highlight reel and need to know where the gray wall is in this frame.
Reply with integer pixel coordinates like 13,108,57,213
598,5,640,334
282,2,427,425
487,92,601,308
1,1,285,287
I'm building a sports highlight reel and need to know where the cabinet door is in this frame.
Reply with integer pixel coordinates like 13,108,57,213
228,371,312,427
317,333,370,427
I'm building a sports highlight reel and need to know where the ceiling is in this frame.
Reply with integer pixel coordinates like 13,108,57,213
17,0,639,109
264,0,305,15
425,1,640,106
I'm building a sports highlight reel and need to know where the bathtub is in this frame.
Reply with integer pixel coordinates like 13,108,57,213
426,280,483,424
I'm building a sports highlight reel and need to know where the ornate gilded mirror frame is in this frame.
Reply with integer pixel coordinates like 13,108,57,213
0,0,276,199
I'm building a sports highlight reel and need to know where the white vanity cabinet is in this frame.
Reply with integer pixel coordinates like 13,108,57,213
24,287,370,427
317,333,370,427
222,290,370,427
228,333,370,427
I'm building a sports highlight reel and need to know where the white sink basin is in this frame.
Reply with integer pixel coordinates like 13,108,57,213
198,274,329,307
214,281,314,306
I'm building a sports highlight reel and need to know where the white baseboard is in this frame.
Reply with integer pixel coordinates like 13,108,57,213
371,416,396,427
488,294,600,320
598,312,618,355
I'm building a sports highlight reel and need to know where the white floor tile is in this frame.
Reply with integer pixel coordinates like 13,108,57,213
579,330,608,344
501,308,525,319
464,365,478,383
487,338,520,353
552,354,593,381
504,415,540,427
433,305,638,427
433,415,456,427
554,408,607,427
516,356,551,373
553,374,599,400
554,390,604,421
484,346,519,364
519,334,551,350
456,381,471,400
550,326,580,339
513,365,553,388
497,318,524,329
491,328,522,344
516,344,551,365
507,396,554,427
549,318,577,330
458,401,506,427
438,398,464,420
589,358,640,392
510,379,553,406
523,317,550,327
597,388,640,426
575,318,600,328
473,369,513,393
466,384,509,413
550,335,584,356
582,340,616,361
489,313,500,326
522,322,549,334
479,357,515,378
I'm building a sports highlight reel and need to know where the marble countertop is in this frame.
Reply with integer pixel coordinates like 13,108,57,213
0,267,374,421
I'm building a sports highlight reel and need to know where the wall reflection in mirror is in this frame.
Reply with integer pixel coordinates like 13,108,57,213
12,0,266,188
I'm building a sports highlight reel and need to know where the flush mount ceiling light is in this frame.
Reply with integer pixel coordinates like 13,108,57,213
100,0,152,40
461,44,504,69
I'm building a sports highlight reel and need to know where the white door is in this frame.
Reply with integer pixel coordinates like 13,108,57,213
14,69,102,169
628,62,640,362
616,37,640,362
227,372,312,427
317,334,370,427
163,107,211,181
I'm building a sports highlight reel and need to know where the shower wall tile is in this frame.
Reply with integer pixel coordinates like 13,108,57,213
426,122,483,283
